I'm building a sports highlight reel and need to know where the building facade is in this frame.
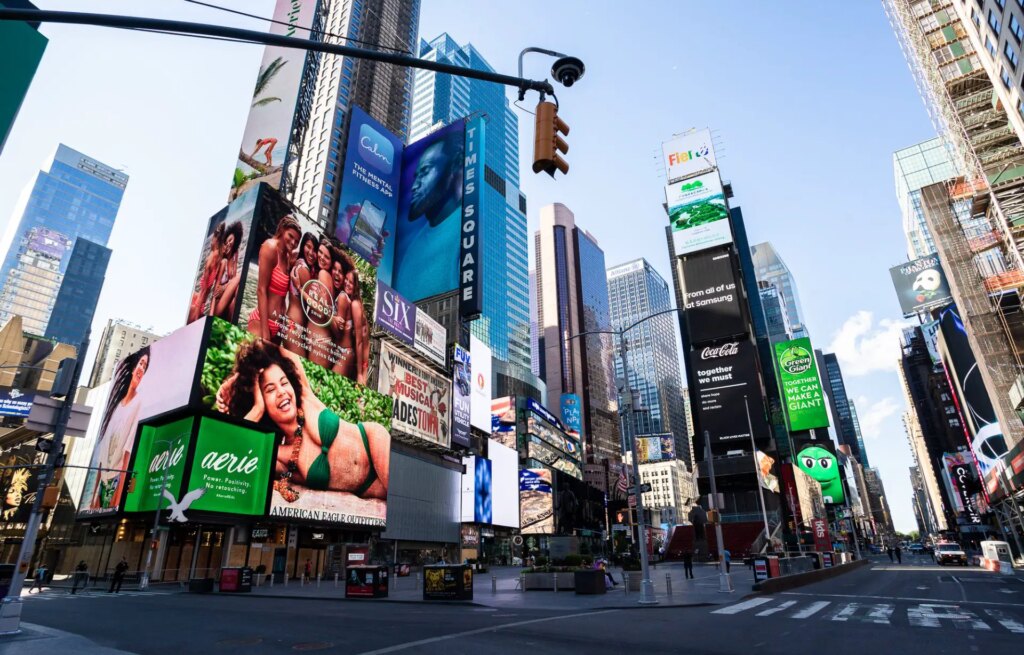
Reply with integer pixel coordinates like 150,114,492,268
750,242,808,339
758,280,791,344
893,137,957,260
87,318,163,388
819,352,864,464
606,258,689,463
0,145,126,335
44,238,111,347
535,203,620,464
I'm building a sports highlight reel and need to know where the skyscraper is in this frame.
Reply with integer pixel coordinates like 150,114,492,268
606,258,689,464
893,138,957,260
758,280,791,344
44,238,111,346
848,400,870,469
750,242,807,339
535,203,619,463
819,352,863,463
0,144,127,335
407,34,539,398
291,0,420,224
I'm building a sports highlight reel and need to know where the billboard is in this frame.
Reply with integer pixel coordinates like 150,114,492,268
666,172,732,256
470,335,492,432
238,183,377,386
490,396,517,449
519,468,554,534
185,418,276,516
560,393,583,443
0,445,39,524
200,317,392,527
414,307,446,366
451,344,471,448
79,319,206,518
662,128,716,182
380,121,466,302
680,248,746,344
795,441,844,505
691,340,771,446
336,106,404,267
377,341,451,448
636,434,676,463
489,441,519,528
527,415,582,461
230,0,316,199
937,305,1008,481
889,253,953,316
187,185,256,324
943,452,983,525
526,438,582,479
0,386,34,418
123,417,194,513
774,337,830,431
459,116,485,319
461,455,492,523
375,280,416,346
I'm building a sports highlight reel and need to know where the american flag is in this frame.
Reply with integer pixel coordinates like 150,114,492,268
615,465,630,497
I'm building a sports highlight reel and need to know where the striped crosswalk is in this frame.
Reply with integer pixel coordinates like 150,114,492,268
711,597,1024,634
22,590,177,601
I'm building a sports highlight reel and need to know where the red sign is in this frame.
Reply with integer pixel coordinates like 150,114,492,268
753,559,769,582
811,518,831,552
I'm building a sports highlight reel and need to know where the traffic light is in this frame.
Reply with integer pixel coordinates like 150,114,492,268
50,357,77,399
533,101,569,177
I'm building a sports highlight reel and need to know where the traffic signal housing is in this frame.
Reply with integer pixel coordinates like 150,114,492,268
533,101,569,177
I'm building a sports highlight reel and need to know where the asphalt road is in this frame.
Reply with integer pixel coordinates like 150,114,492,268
5,555,1022,654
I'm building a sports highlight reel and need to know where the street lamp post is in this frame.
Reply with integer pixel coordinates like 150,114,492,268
138,438,179,591
744,395,772,549
704,429,733,593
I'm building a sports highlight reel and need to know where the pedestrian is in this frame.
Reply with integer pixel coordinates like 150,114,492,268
722,548,731,574
682,550,694,579
887,546,894,562
71,560,89,594
895,545,902,564
303,558,312,582
109,557,128,593
29,563,47,593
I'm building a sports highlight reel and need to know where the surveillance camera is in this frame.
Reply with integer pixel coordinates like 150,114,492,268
551,56,585,88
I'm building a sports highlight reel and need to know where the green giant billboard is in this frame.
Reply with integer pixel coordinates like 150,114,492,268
774,337,829,432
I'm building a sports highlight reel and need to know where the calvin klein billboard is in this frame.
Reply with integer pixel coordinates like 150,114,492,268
680,247,747,345
692,340,770,447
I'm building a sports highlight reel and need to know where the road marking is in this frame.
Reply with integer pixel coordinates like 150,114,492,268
755,601,796,616
984,608,1024,634
711,598,774,615
791,601,830,619
952,576,967,602
829,603,894,625
780,591,1024,608
907,604,990,630
354,610,619,655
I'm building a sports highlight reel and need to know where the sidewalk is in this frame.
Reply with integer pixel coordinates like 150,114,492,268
0,623,133,655
237,562,751,610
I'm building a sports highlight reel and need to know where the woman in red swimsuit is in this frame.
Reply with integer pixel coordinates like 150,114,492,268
188,223,225,323
248,215,299,342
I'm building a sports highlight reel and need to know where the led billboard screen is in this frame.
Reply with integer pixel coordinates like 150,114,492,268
666,172,732,256
662,128,716,182
774,337,830,431
519,468,554,534
691,340,771,446
123,417,194,513
794,440,844,505
890,253,953,317
451,344,471,448
470,335,492,432
185,417,276,516
489,441,519,528
377,340,451,448
680,248,746,344
375,280,416,346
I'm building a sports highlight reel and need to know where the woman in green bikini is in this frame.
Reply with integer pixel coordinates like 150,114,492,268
216,339,389,501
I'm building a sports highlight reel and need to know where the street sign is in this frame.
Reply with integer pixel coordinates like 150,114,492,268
628,495,637,508
640,483,652,493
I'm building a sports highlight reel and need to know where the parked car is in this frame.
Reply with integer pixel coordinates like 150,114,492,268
933,542,968,566
908,543,927,555
868,544,884,554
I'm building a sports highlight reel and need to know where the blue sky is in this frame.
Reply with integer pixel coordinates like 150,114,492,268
0,1,936,531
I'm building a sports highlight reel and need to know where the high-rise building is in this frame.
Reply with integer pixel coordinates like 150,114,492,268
606,258,689,463
819,352,864,463
681,387,695,469
45,238,111,347
0,145,127,335
893,138,957,260
291,0,420,225
87,318,163,387
758,280,791,344
407,34,539,399
863,467,897,537
0,1,47,155
750,242,808,339
624,451,697,526
847,400,870,469
535,203,619,463
909,465,939,537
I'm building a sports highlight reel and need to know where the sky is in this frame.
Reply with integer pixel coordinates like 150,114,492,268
0,1,939,532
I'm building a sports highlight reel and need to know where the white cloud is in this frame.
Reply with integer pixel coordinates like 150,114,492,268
828,310,912,376
853,396,901,441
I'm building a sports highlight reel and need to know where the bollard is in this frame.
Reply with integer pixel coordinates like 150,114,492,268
665,573,673,597
317,574,321,589
520,573,526,593
334,573,339,588
301,575,305,587
415,572,420,591
284,573,289,587
269,574,274,588
623,572,629,594
553,572,558,593
492,574,497,594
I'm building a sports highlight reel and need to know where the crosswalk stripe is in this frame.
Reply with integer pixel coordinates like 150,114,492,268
985,608,1024,634
791,601,831,619
756,600,796,616
907,604,990,630
711,597,774,615
829,603,894,625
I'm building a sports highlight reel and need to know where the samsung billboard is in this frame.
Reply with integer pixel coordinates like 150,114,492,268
680,247,747,345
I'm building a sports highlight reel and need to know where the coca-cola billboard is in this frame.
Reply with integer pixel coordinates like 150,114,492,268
680,247,747,345
692,339,771,449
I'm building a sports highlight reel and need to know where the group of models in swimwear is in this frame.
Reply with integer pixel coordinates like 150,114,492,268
188,221,244,323
215,338,389,502
247,214,371,386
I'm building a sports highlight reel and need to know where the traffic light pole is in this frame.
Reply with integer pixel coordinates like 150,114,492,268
704,430,733,593
138,438,180,591
1,338,87,635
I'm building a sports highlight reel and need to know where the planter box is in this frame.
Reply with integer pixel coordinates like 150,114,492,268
523,571,576,591
573,570,606,595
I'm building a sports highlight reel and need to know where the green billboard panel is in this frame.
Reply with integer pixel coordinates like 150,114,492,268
185,417,275,516
774,337,829,432
123,417,194,513
795,444,845,505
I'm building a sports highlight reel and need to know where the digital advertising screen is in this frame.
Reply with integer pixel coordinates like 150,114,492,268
451,344,471,448
679,247,747,344
691,339,771,448
489,441,519,528
374,280,416,346
774,337,830,431
469,335,492,432
377,340,451,448
666,171,732,256
519,468,554,535
184,417,276,516
794,439,844,505
460,455,492,524
123,417,194,513
662,128,716,182
889,253,953,317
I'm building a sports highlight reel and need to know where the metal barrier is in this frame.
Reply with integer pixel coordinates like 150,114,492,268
665,573,673,597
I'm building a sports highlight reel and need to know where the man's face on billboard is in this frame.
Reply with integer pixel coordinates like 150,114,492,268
409,142,451,224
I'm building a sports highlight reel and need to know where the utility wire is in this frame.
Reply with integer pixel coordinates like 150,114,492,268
181,0,412,54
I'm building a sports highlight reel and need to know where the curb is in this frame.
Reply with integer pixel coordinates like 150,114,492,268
751,559,871,594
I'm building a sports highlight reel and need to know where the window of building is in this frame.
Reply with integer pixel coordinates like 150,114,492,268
1001,65,1013,87
990,10,1002,35
997,0,1007,9
987,34,998,56
1006,40,1020,69
1012,13,1024,42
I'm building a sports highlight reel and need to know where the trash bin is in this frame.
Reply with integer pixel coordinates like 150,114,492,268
345,565,389,598
219,567,253,593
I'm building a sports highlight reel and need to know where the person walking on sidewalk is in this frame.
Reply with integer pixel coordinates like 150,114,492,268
895,545,903,564
722,549,731,574
886,546,894,562
71,560,89,594
304,559,312,582
29,564,47,593
682,550,694,579
109,557,129,593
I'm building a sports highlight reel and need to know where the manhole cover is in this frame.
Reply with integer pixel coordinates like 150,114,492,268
292,642,334,651
216,637,264,647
